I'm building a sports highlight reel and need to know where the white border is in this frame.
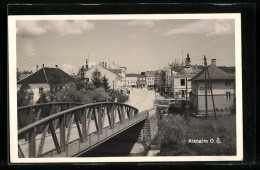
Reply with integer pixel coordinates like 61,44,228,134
8,14,243,163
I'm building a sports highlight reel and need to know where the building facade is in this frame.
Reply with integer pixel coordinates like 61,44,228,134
17,65,75,103
137,73,146,88
125,74,139,88
189,59,236,116
77,60,127,90
145,71,156,90
169,66,201,99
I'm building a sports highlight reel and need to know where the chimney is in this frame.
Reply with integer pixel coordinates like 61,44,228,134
211,59,216,66
36,65,38,71
42,64,44,68
102,62,104,67
86,59,88,70
55,65,58,69
105,62,107,68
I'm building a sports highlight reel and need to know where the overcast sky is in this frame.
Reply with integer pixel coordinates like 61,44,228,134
16,19,235,74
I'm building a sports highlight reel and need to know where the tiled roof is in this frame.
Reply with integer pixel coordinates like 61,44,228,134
17,67,75,84
189,65,235,81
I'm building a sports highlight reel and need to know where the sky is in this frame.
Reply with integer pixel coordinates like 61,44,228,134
16,19,235,74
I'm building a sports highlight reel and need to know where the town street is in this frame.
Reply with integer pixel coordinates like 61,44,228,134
19,88,157,157
125,88,156,112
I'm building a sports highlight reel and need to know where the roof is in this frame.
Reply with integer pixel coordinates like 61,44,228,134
218,66,235,75
17,67,75,84
189,65,235,81
172,67,202,78
171,65,185,72
108,69,122,75
126,73,139,77
145,71,156,77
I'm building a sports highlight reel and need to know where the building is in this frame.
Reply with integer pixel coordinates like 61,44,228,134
125,73,139,88
189,59,236,116
137,72,146,88
145,71,156,90
170,66,201,99
77,59,127,90
17,65,75,103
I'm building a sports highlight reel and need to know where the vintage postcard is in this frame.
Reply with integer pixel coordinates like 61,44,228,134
8,14,242,163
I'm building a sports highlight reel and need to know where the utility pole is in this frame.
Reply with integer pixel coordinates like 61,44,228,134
185,77,189,122
204,55,208,119
206,67,217,119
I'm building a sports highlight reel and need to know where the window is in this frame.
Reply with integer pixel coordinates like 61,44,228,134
226,92,231,100
39,88,43,93
94,70,101,78
225,81,231,86
180,79,185,86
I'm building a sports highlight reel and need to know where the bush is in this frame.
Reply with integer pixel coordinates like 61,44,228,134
53,87,111,104
107,90,129,103
17,83,34,107
157,114,236,156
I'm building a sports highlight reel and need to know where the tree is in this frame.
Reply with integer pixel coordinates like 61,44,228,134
101,75,110,91
48,73,64,92
75,78,86,91
91,71,102,88
17,83,34,107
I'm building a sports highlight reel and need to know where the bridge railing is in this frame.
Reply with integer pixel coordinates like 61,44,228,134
18,102,141,158
18,102,83,130
39,110,148,157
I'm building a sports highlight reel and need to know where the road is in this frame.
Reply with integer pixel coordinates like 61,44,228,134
19,88,157,157
125,88,156,112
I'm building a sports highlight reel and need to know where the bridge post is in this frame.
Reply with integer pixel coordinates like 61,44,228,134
98,105,103,134
93,107,99,132
28,107,36,157
118,106,122,124
121,105,125,121
28,128,36,157
59,114,66,152
82,107,87,142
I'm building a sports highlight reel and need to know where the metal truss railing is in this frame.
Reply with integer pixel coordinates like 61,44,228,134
18,102,144,158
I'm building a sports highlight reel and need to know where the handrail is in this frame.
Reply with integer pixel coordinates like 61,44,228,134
18,102,84,110
39,110,148,157
18,102,138,135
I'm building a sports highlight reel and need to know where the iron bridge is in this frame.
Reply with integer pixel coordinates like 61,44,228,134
17,102,148,158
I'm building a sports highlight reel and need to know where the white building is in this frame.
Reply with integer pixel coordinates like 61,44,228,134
169,67,201,99
77,60,127,90
17,65,75,103
125,74,139,87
